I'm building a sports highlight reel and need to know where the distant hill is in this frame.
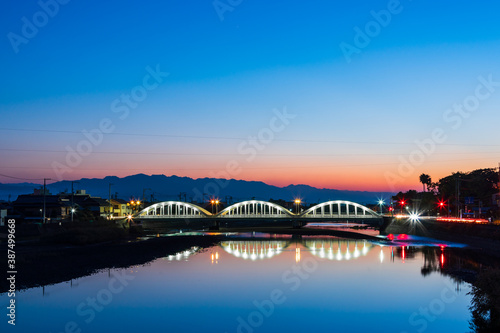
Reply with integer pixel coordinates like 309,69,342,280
0,174,394,205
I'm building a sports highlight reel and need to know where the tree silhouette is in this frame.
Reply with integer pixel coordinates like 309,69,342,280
419,174,432,192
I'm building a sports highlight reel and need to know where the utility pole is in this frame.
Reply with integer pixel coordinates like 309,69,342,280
43,178,51,224
71,181,79,222
455,175,461,218
108,183,114,220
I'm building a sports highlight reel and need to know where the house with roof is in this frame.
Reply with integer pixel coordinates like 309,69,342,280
13,194,72,223
110,198,131,218
72,195,111,219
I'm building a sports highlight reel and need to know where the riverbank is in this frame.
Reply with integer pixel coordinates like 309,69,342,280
0,234,223,293
384,218,500,254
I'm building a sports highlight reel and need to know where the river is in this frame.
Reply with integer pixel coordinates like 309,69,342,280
1,230,489,333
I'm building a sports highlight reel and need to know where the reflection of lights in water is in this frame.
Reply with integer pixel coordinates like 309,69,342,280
362,241,368,255
221,241,290,261
345,245,351,260
295,248,301,263
250,247,257,261
402,246,406,262
211,251,220,264
337,247,342,261
305,240,374,261
166,246,200,261
353,242,360,258
379,247,384,263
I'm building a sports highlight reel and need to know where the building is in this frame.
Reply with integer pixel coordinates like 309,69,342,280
110,198,132,218
11,189,118,223
72,195,111,219
13,194,72,223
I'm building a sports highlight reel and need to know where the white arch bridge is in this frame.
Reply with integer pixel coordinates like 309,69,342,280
135,200,381,225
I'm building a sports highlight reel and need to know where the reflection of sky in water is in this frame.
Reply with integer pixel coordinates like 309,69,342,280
0,237,472,333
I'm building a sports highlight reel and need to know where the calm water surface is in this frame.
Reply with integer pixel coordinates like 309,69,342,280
1,233,473,333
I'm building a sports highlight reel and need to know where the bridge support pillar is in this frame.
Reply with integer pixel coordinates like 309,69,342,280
292,219,303,229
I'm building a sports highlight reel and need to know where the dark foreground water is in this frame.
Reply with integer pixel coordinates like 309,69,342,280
1,233,476,333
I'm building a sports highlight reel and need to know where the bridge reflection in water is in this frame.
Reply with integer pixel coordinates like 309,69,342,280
304,240,372,261
221,240,289,260
157,237,432,272
219,239,374,262
164,246,201,261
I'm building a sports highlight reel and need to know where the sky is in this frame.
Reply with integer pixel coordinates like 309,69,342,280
0,0,499,192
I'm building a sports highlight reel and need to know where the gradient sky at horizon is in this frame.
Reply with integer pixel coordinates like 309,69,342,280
1,0,499,191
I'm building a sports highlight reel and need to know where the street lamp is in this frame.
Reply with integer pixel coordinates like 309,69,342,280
127,200,141,213
71,180,79,222
378,200,385,214
294,199,301,214
211,199,220,214
108,183,114,220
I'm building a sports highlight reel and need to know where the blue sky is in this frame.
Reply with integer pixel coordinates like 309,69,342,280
1,0,499,191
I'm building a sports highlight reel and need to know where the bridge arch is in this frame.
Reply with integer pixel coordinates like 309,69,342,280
301,200,380,218
217,200,293,218
137,201,212,218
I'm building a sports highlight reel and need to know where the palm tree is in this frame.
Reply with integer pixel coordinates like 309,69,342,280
419,174,431,192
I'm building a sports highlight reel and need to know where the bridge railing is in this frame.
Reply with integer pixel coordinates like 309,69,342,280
301,214,379,219
218,214,291,218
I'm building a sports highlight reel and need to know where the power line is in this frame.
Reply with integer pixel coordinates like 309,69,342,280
0,157,498,172
0,127,499,147
0,148,499,157
0,173,46,181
